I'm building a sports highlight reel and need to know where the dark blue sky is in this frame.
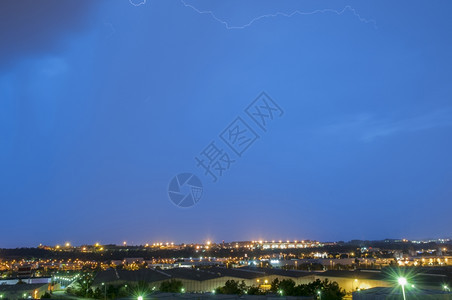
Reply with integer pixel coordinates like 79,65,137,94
1,0,452,248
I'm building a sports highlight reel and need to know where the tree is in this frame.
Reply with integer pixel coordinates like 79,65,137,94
270,278,280,293
159,280,184,293
267,277,345,299
278,279,296,296
215,280,245,295
247,286,263,295
304,279,346,300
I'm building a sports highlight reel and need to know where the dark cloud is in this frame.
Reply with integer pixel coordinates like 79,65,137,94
0,0,100,69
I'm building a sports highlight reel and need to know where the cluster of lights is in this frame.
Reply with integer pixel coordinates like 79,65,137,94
148,242,175,247
53,273,79,283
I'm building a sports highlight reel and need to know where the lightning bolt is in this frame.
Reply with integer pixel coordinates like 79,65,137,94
181,0,377,29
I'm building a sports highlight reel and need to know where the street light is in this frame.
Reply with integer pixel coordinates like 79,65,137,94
444,285,450,292
138,296,143,300
102,282,106,300
353,278,358,290
398,277,407,300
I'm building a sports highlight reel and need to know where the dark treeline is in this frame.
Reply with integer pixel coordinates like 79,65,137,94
215,278,345,300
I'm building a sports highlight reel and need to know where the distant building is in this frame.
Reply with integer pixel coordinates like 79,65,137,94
352,287,452,299
132,293,314,300
0,277,52,285
315,269,451,292
92,267,318,293
17,265,32,278
92,267,452,294
123,258,145,264
0,283,50,299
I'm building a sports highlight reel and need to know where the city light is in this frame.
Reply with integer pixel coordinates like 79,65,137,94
398,277,407,300
398,277,407,286
2,238,452,299
137,296,143,300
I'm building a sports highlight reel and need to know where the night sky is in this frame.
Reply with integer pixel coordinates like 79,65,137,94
1,0,452,248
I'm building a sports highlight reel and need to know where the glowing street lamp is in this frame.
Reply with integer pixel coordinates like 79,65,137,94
138,296,143,300
444,285,450,292
101,282,106,300
353,278,358,290
398,277,407,300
